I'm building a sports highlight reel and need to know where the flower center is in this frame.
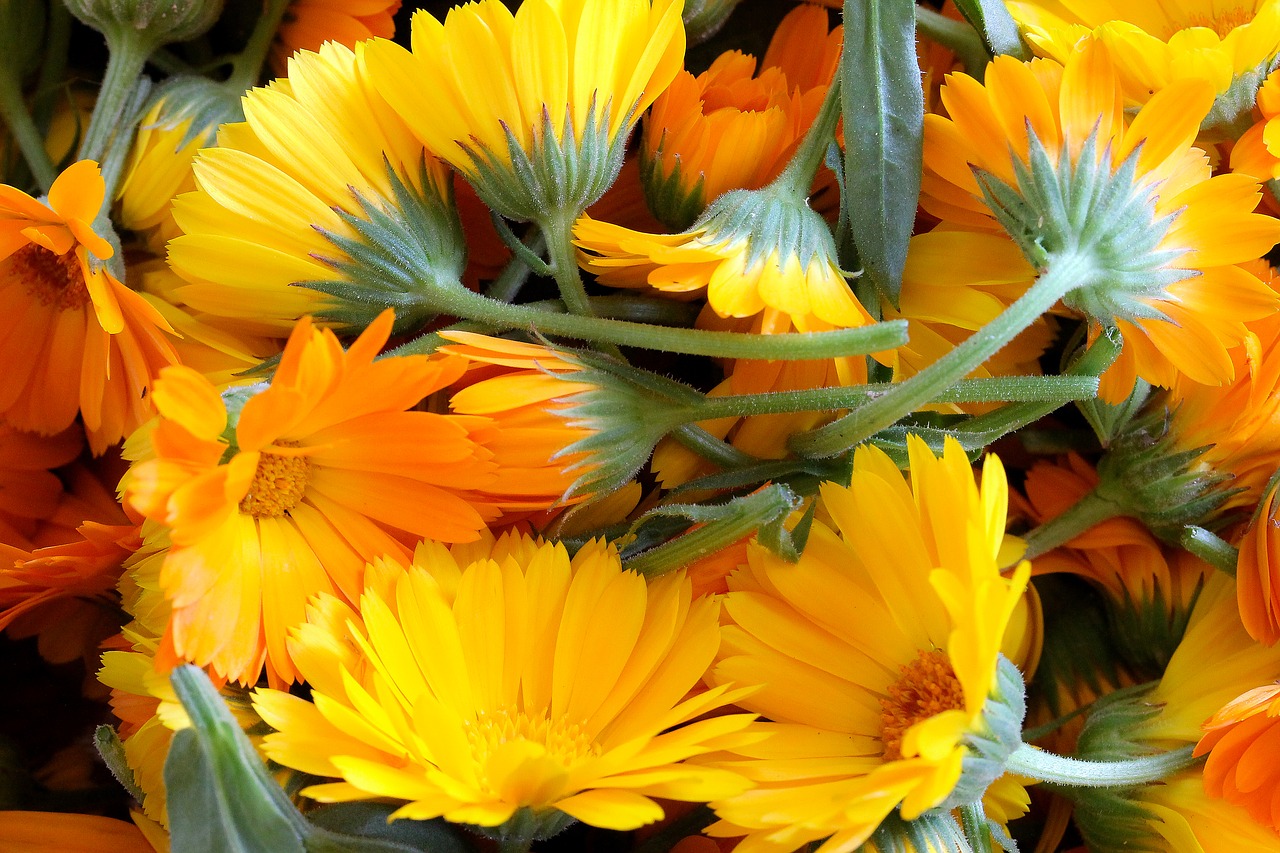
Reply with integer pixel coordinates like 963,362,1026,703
238,442,310,518
464,708,600,775
880,649,965,761
1172,6,1254,39
8,244,91,311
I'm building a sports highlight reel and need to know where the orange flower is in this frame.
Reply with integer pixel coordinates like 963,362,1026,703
271,0,401,76
642,3,840,227
1238,482,1280,644
1197,682,1280,829
123,312,578,686
0,161,178,453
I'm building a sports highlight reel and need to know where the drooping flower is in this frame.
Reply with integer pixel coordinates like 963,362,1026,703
699,436,1035,852
252,531,757,840
0,160,179,452
271,0,402,76
641,3,840,228
122,311,576,686
922,41,1280,402
168,42,463,337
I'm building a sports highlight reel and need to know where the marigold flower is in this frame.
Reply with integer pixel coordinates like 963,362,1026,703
1196,682,1280,829
922,41,1280,401
271,0,402,77
0,160,179,453
1007,0,1280,107
252,532,757,838
122,311,575,686
168,42,462,336
0,811,159,853
641,3,840,228
1238,479,1280,644
364,0,685,223
700,437,1035,852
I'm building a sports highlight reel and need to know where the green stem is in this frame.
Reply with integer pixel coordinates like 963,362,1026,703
959,803,993,853
1180,525,1238,575
773,72,842,197
79,30,153,165
32,1,70,132
393,284,909,359
1022,488,1123,560
542,211,598,318
97,79,151,212
486,228,547,302
791,251,1098,457
916,6,991,76
147,47,197,76
0,67,55,191
671,424,758,469
1005,742,1197,787
226,0,290,91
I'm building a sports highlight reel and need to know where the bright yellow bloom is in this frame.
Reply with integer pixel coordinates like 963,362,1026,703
700,437,1034,852
168,42,456,336
253,531,756,836
116,99,206,254
642,3,840,227
364,0,685,222
271,0,402,76
1007,0,1280,104
122,311,574,686
922,42,1280,402
0,160,179,452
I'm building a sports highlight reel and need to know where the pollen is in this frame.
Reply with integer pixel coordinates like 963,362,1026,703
880,648,965,761
7,244,91,311
464,707,600,782
239,442,311,518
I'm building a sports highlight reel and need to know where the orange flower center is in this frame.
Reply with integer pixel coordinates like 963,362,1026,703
880,649,965,761
239,442,310,518
1171,6,1253,38
8,244,91,311
465,708,600,776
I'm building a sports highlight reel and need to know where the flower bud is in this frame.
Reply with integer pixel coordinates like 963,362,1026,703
682,0,744,44
64,0,223,48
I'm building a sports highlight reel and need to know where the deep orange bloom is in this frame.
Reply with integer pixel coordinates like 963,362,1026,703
0,161,178,453
1196,682,1280,830
272,0,401,76
123,312,582,685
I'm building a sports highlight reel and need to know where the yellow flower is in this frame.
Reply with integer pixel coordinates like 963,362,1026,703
1007,0,1280,107
122,311,575,686
700,436,1034,852
363,0,685,222
641,3,840,228
922,41,1280,402
252,531,756,839
168,42,460,336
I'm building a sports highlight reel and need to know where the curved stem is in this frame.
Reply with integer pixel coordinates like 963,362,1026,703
1022,487,1124,559
773,73,842,197
226,0,290,91
791,251,1098,457
959,803,992,853
916,6,991,76
542,210,598,317
79,30,152,165
0,67,55,191
486,228,547,302
1005,742,1197,787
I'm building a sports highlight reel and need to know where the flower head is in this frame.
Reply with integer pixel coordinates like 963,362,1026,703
252,531,756,838
641,3,840,228
0,160,178,452
122,311,575,685
271,0,402,76
700,437,1035,851
364,0,686,222
923,41,1280,401
168,42,463,337
1195,682,1280,830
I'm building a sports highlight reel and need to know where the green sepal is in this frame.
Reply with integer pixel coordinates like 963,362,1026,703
1202,57,1280,141
1028,575,1127,724
306,804,470,853
638,130,708,231
950,0,1029,59
623,483,804,577
863,810,970,853
306,159,466,336
144,75,247,150
1105,573,1204,679
463,95,631,224
938,655,1027,812
841,0,923,308
165,666,422,853
94,725,145,805
467,806,576,847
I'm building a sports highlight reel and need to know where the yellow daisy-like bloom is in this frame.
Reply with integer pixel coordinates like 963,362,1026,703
700,436,1034,853
922,41,1280,402
168,42,457,337
252,531,757,838
363,0,685,222
641,3,840,228
122,311,575,686
1007,0,1280,106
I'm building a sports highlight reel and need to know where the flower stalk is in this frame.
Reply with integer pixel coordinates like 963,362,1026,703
1004,742,1198,787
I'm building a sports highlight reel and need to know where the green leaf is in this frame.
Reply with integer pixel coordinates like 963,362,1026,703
94,725,144,805
950,0,1029,59
841,0,924,308
165,666,422,853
